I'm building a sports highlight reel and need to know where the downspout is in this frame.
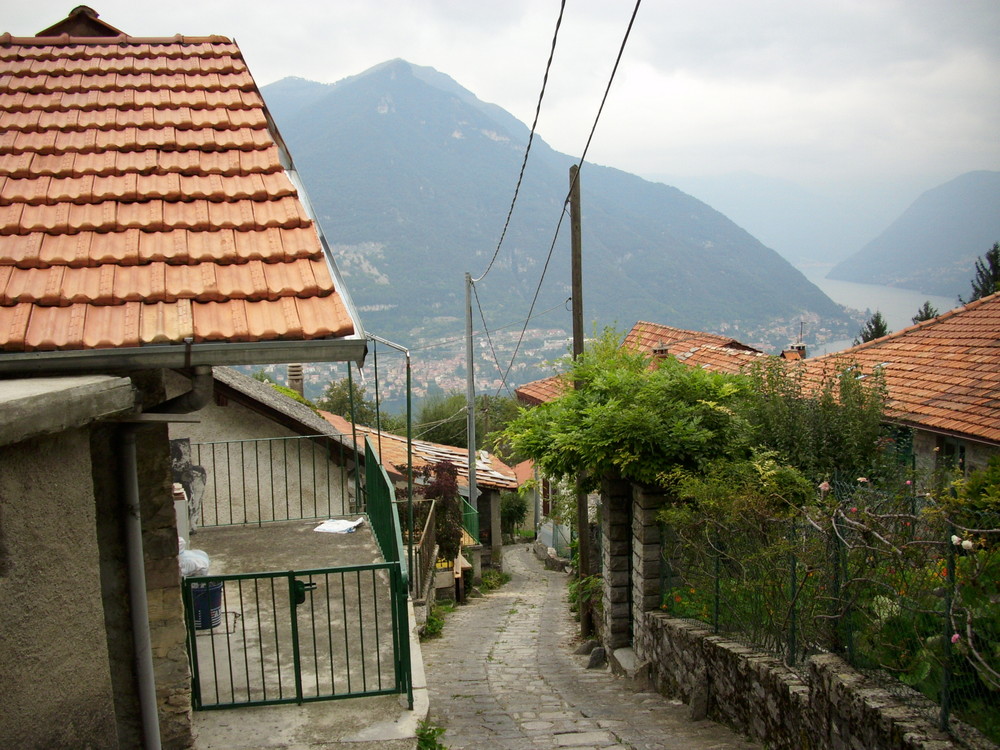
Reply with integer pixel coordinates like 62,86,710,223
120,426,162,750
120,365,215,748
150,365,214,414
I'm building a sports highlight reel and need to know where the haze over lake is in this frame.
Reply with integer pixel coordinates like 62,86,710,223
799,265,959,355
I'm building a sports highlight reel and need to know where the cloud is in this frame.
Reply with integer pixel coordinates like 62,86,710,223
6,0,1000,194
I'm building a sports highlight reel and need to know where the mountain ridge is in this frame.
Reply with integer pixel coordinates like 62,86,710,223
826,170,1000,297
262,60,853,384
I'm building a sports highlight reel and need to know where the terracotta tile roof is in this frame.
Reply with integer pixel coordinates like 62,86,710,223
515,321,768,405
802,293,1000,446
321,412,519,492
0,13,361,369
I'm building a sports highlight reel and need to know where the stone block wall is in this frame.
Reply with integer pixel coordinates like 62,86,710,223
601,476,631,649
635,612,972,750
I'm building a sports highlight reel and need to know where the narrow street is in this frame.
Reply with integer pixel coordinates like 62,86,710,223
421,544,760,750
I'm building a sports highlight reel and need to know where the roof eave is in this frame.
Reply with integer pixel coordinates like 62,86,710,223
0,336,368,376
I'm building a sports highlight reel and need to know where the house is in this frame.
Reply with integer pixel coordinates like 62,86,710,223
0,8,368,748
167,366,359,528
515,321,771,406
801,291,1000,474
321,412,519,573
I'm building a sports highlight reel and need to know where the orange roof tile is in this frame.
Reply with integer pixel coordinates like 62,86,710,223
518,310,1000,447
802,294,1000,445
0,11,361,368
321,411,519,492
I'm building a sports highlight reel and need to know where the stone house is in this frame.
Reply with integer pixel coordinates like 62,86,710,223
0,8,367,748
801,291,1000,475
321,412,519,575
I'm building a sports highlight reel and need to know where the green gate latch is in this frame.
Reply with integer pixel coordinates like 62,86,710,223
293,579,317,605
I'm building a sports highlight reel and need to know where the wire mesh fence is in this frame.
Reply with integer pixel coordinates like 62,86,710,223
660,476,1000,745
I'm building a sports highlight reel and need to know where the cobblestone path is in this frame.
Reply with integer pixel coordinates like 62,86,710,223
421,544,760,750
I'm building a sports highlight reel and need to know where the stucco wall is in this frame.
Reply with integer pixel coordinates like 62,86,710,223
168,374,352,526
0,428,119,749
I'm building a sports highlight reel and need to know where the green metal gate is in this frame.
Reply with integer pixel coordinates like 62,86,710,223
184,561,410,710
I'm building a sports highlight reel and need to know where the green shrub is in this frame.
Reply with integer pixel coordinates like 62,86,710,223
416,718,448,749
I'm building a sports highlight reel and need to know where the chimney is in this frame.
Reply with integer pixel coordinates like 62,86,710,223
287,363,304,396
781,342,807,360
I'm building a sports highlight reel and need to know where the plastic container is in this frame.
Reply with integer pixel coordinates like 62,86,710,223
191,581,224,630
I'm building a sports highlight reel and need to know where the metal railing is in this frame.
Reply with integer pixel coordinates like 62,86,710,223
461,498,480,545
660,479,1000,745
362,437,412,708
184,562,408,709
192,435,354,527
411,499,437,599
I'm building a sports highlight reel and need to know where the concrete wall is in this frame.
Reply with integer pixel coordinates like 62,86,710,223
913,428,999,477
0,428,120,748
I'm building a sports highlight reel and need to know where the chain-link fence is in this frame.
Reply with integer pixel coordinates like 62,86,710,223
660,476,1000,746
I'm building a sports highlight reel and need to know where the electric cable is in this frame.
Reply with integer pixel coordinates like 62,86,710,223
472,280,515,398
492,0,643,394
474,0,567,284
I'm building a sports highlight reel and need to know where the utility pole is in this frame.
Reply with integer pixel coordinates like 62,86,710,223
569,164,593,637
465,272,478,514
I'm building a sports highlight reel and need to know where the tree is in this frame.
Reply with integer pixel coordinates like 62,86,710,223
414,391,521,452
741,359,889,483
316,378,379,425
853,311,890,345
251,369,277,384
911,301,939,324
421,460,463,561
961,241,1000,304
501,328,749,490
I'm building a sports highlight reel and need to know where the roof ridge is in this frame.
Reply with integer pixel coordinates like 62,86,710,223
0,34,233,46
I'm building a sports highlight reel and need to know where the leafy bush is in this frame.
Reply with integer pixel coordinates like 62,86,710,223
500,491,528,534
416,718,448,749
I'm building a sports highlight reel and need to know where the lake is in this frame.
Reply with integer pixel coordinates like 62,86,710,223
798,265,960,355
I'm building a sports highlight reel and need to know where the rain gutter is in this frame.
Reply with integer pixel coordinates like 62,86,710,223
0,336,368,376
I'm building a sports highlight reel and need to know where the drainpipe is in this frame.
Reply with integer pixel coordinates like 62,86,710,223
150,365,214,414
120,426,162,750
120,365,214,748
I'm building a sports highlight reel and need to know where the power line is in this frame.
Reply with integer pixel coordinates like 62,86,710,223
493,0,643,393
472,281,515,398
474,0,567,283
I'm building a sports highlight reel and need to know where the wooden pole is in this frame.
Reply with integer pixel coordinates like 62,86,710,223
570,164,593,637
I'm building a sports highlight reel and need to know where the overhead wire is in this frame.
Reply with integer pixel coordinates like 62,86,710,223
491,0,643,395
473,0,567,284
472,281,515,398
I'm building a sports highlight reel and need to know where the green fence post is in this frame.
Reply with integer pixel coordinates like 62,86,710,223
939,522,956,732
788,519,798,666
713,528,721,634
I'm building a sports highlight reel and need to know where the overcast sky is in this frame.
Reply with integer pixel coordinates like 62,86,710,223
9,1,1000,200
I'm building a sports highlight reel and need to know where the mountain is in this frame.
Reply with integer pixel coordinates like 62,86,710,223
652,172,911,267
261,60,852,389
826,171,1000,298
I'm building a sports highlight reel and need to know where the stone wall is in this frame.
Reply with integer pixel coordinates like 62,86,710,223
600,476,988,750
634,612,980,750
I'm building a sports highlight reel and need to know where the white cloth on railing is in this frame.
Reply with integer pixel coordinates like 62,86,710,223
314,517,365,534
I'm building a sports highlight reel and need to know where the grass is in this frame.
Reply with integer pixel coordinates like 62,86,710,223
480,569,511,591
419,600,456,641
